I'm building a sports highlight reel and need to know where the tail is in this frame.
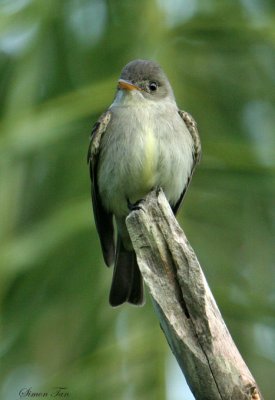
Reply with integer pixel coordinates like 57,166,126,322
109,236,144,307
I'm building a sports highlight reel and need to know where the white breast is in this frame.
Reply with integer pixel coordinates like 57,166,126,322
98,95,194,216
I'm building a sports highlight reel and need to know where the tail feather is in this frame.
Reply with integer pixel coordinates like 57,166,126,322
128,257,144,305
109,236,144,307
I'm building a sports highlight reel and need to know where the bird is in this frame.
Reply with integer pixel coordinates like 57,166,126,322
87,59,201,307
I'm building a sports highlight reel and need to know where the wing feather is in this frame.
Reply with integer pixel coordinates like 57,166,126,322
173,110,201,214
87,111,115,266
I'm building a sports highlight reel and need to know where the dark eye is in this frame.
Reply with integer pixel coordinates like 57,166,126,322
149,81,158,92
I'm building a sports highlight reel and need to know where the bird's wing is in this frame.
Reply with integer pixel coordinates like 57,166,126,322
87,110,115,266
173,110,202,214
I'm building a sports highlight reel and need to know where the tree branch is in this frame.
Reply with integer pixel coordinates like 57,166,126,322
126,189,262,400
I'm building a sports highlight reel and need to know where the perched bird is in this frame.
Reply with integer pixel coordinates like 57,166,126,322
87,59,201,307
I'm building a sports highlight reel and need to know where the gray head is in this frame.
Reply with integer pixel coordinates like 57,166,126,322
117,59,175,102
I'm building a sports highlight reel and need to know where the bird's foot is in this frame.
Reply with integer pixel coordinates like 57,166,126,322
127,197,146,212
155,185,161,196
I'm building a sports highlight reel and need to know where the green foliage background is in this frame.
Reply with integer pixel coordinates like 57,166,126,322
0,1,275,399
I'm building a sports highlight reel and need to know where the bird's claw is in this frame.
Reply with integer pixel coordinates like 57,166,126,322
127,198,146,211
155,185,161,196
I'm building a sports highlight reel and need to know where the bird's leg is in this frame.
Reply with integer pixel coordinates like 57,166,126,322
127,197,146,212
127,187,163,211
155,185,161,196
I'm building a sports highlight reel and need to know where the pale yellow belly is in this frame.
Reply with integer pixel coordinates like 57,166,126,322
141,128,157,189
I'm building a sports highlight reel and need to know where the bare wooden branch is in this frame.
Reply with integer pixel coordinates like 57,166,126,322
126,189,263,400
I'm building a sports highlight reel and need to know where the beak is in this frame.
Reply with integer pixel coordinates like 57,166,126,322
118,79,141,91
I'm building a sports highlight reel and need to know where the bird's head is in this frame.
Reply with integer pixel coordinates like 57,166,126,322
114,59,175,105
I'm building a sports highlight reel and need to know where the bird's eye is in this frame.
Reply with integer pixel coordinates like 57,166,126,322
148,81,158,92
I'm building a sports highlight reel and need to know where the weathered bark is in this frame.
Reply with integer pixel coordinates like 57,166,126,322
126,188,262,400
